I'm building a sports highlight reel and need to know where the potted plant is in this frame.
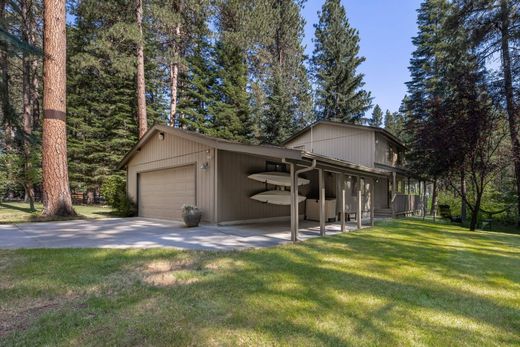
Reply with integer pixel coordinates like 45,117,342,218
182,204,202,227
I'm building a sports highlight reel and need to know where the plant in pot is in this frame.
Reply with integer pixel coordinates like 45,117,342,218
182,204,202,227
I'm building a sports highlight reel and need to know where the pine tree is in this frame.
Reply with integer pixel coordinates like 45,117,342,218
311,0,371,123
369,104,383,127
42,0,75,216
173,2,215,133
67,0,166,196
211,0,254,142
451,0,520,225
260,0,312,144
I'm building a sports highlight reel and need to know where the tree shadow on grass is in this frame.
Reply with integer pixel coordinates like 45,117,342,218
1,222,520,346
0,202,37,214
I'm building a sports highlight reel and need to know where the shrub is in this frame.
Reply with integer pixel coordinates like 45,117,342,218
116,190,137,217
101,175,136,216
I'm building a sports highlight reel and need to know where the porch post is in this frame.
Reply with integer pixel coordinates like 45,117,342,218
407,177,411,194
370,178,375,226
357,178,362,230
391,172,396,218
290,163,298,242
341,175,346,232
319,168,326,236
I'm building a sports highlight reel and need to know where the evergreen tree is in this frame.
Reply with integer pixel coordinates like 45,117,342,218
369,104,383,127
176,31,214,133
208,0,252,142
451,0,520,225
311,0,371,123
173,1,216,133
384,110,394,132
67,0,166,195
260,0,312,144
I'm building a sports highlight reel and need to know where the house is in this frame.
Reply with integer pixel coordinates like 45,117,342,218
118,120,426,240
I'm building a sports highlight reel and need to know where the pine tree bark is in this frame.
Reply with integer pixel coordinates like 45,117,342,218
168,23,180,126
500,0,520,226
42,0,75,216
136,0,147,138
21,0,36,211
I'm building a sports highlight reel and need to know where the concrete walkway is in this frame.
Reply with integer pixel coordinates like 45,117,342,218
0,218,366,250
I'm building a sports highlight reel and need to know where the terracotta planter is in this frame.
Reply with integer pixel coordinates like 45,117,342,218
182,207,202,227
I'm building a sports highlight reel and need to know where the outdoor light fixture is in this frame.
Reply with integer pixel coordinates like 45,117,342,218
200,162,209,170
159,132,165,140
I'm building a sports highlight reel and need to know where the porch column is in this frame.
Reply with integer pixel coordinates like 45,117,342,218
370,178,375,226
391,172,396,218
318,168,326,236
357,178,362,230
290,163,298,242
341,175,346,233
407,177,411,194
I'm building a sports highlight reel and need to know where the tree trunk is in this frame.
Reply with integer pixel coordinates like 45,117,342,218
430,178,437,219
169,56,179,126
0,0,14,150
460,169,467,222
21,0,36,211
168,0,182,127
135,0,147,138
42,0,75,216
469,194,482,231
500,0,520,226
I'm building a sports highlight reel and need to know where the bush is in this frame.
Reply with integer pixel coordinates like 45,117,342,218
100,176,125,207
101,175,136,217
116,190,137,217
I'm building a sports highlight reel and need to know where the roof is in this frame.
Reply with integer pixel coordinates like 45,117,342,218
117,124,394,178
117,125,302,169
301,151,391,177
281,120,406,149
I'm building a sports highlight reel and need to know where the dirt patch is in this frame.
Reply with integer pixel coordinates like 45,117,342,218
204,258,244,271
0,299,63,337
140,258,202,287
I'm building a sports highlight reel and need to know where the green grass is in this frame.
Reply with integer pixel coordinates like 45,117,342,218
0,219,519,346
0,202,116,224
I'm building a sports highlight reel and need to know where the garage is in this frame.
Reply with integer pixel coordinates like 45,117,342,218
137,165,196,220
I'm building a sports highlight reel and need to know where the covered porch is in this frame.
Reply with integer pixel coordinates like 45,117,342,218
284,152,389,242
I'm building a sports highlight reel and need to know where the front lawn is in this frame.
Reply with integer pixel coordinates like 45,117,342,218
0,202,116,224
0,219,519,346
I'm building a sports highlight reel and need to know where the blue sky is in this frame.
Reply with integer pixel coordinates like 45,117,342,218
302,0,422,113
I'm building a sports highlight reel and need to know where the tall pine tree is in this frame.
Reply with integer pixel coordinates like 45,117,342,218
369,104,383,127
255,0,312,144
208,0,252,142
311,0,371,123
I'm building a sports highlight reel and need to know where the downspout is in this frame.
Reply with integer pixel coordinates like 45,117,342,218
283,159,317,242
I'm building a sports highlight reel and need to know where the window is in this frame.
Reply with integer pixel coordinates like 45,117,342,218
266,161,288,172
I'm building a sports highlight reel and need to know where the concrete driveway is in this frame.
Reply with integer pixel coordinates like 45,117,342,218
0,218,355,250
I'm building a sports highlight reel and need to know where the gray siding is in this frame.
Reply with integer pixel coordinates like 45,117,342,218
217,150,307,223
127,132,216,222
375,133,403,167
285,123,375,167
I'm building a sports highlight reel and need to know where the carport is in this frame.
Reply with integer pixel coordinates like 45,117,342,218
284,152,390,242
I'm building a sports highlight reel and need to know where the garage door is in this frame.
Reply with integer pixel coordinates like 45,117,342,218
138,165,196,220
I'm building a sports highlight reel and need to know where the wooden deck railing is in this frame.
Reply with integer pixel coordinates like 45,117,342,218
392,193,425,216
